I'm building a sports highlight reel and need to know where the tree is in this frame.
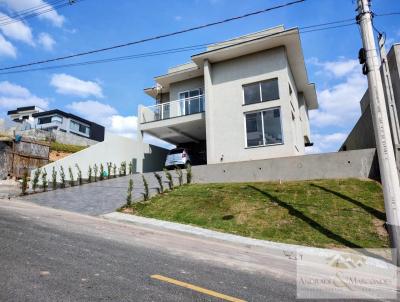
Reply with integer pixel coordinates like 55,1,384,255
126,179,133,206
154,172,163,193
52,167,57,190
68,167,75,187
142,175,149,201
41,169,48,192
60,166,66,188
32,168,41,192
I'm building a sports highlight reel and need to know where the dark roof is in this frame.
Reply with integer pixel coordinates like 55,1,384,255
32,109,104,127
7,106,37,115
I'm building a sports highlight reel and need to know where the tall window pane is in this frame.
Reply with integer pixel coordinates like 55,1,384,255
245,112,263,147
261,78,279,102
243,83,261,105
263,108,282,144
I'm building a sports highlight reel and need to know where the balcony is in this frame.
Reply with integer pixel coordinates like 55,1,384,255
139,95,206,145
140,95,204,124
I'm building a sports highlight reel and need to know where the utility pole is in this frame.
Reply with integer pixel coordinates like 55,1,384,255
356,0,400,264
378,35,400,172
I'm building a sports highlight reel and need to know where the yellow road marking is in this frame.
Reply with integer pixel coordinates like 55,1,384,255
151,274,246,302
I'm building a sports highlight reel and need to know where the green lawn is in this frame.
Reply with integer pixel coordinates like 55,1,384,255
125,179,389,249
50,142,87,153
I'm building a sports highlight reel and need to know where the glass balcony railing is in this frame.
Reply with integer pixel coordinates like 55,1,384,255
140,95,205,123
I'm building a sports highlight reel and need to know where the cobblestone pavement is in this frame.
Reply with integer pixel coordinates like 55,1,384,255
20,171,180,215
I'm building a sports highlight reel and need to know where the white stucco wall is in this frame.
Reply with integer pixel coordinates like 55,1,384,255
169,76,204,102
205,47,304,164
32,133,167,183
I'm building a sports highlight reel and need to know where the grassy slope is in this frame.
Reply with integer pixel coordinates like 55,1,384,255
50,142,87,153
130,179,389,249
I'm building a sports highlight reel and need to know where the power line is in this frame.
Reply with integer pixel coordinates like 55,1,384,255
0,0,306,72
0,0,66,21
0,0,82,27
0,19,357,75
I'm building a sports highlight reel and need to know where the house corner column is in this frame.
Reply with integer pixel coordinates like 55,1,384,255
204,59,215,164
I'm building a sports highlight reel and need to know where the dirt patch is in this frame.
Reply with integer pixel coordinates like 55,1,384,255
49,150,72,162
373,218,388,239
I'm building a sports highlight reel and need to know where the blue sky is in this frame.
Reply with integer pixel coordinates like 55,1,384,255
0,0,399,151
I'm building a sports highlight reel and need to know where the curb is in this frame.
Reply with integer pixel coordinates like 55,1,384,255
102,212,395,270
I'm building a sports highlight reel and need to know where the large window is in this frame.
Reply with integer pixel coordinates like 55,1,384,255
38,115,63,125
243,78,279,105
245,108,283,147
70,120,90,135
179,88,204,115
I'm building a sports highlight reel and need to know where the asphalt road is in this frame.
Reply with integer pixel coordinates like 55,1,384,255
0,199,297,302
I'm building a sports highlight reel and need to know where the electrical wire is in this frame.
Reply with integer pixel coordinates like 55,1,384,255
0,0,306,72
0,20,357,76
0,0,82,27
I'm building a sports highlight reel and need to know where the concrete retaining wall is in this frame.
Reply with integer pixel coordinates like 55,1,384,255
192,148,379,183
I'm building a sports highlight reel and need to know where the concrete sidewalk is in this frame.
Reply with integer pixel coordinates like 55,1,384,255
103,212,396,271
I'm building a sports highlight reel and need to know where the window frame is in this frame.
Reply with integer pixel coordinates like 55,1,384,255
244,107,284,148
242,78,280,106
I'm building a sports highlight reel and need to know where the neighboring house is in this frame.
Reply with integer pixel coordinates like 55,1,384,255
32,109,105,142
138,26,318,165
340,43,400,152
7,106,44,124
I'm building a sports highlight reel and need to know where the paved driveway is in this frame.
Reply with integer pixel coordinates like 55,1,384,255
21,171,178,216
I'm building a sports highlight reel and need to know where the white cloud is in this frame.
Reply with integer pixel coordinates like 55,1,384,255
0,34,16,57
50,74,104,98
2,0,65,27
38,32,55,51
306,132,347,154
66,100,173,149
0,12,34,45
308,58,367,129
174,16,182,21
0,81,49,109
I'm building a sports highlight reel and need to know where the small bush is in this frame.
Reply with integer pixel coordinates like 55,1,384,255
52,167,57,190
175,166,183,186
21,169,28,195
32,168,41,192
68,167,75,187
120,161,127,176
128,161,133,174
41,169,48,192
75,164,82,185
154,172,163,193
60,166,66,188
99,164,104,181
94,164,98,182
112,164,117,178
186,164,192,184
164,168,174,191
126,179,133,206
88,165,92,183
142,175,149,201
107,162,112,179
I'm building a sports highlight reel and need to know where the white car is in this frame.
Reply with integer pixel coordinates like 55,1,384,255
165,148,191,169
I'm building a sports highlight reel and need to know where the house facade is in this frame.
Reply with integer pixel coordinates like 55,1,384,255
32,109,105,142
7,106,44,124
138,26,318,165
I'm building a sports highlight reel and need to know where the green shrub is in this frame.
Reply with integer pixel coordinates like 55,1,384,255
21,169,28,195
142,175,149,201
164,168,174,191
154,172,163,193
32,168,41,192
120,161,127,176
175,166,183,186
52,167,57,190
107,162,112,179
60,166,66,188
99,164,104,181
68,167,75,187
186,164,192,184
126,179,133,206
75,164,82,185
94,164,98,182
112,163,117,178
41,169,48,192
88,165,92,183
128,161,133,174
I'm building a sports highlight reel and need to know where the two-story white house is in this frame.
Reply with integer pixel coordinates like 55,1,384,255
138,26,318,165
